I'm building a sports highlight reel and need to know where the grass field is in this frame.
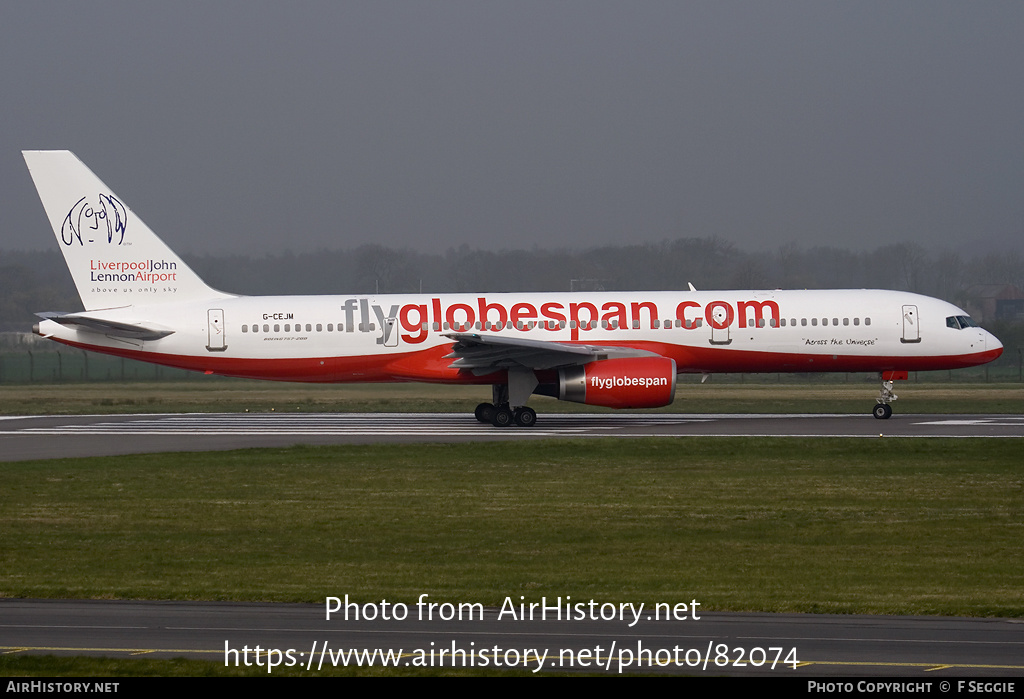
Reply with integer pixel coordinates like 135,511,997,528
2,439,1021,618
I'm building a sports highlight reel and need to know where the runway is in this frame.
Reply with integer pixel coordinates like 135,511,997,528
0,412,1022,461
2,599,1022,676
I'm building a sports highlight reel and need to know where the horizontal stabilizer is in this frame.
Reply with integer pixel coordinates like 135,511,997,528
36,312,175,341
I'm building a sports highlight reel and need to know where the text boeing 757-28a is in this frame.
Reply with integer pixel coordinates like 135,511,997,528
24,150,1002,425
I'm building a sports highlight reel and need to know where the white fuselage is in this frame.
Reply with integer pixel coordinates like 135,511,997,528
38,288,1002,384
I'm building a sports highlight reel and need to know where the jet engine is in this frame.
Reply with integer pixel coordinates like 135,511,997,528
557,357,677,409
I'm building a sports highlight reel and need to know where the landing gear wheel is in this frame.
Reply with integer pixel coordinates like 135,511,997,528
475,402,495,423
491,405,514,427
875,377,898,419
513,407,537,427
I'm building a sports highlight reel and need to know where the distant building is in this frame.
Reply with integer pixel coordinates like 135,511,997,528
962,284,1024,323
0,331,49,348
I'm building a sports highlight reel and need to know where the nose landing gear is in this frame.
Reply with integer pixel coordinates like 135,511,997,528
872,371,906,419
873,401,893,420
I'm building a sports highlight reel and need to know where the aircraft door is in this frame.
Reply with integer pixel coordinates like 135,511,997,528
708,304,732,345
901,305,920,343
384,317,398,347
207,309,227,352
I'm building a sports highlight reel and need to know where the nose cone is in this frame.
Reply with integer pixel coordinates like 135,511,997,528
987,330,1004,359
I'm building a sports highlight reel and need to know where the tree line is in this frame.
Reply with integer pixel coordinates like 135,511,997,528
2,239,1021,333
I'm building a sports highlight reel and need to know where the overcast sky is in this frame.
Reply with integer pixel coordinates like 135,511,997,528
2,1,1022,255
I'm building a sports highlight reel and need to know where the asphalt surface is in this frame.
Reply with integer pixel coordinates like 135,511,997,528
1,412,1022,461
2,599,1023,677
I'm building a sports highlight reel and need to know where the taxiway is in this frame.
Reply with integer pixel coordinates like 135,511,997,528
2,599,1022,676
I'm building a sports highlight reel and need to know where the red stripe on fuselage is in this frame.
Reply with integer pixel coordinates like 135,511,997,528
52,337,1001,384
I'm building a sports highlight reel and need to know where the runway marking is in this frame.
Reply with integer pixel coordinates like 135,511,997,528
1,413,1023,442
1,645,221,657
797,660,1024,671
917,417,1024,426
0,413,713,438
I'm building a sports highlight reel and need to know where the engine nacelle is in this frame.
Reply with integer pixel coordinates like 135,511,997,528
558,357,677,409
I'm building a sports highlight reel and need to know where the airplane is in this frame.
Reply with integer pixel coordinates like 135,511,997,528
23,150,1003,425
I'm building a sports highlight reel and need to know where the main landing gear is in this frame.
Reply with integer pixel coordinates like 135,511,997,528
475,376,539,427
475,402,537,427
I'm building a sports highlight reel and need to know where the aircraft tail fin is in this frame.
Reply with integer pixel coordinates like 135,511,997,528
23,150,230,310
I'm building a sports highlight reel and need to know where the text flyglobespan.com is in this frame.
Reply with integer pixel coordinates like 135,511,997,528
326,595,701,628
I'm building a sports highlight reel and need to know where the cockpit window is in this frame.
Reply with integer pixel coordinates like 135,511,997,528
946,315,978,330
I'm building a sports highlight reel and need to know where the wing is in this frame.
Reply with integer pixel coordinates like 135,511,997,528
36,311,174,341
443,332,658,376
